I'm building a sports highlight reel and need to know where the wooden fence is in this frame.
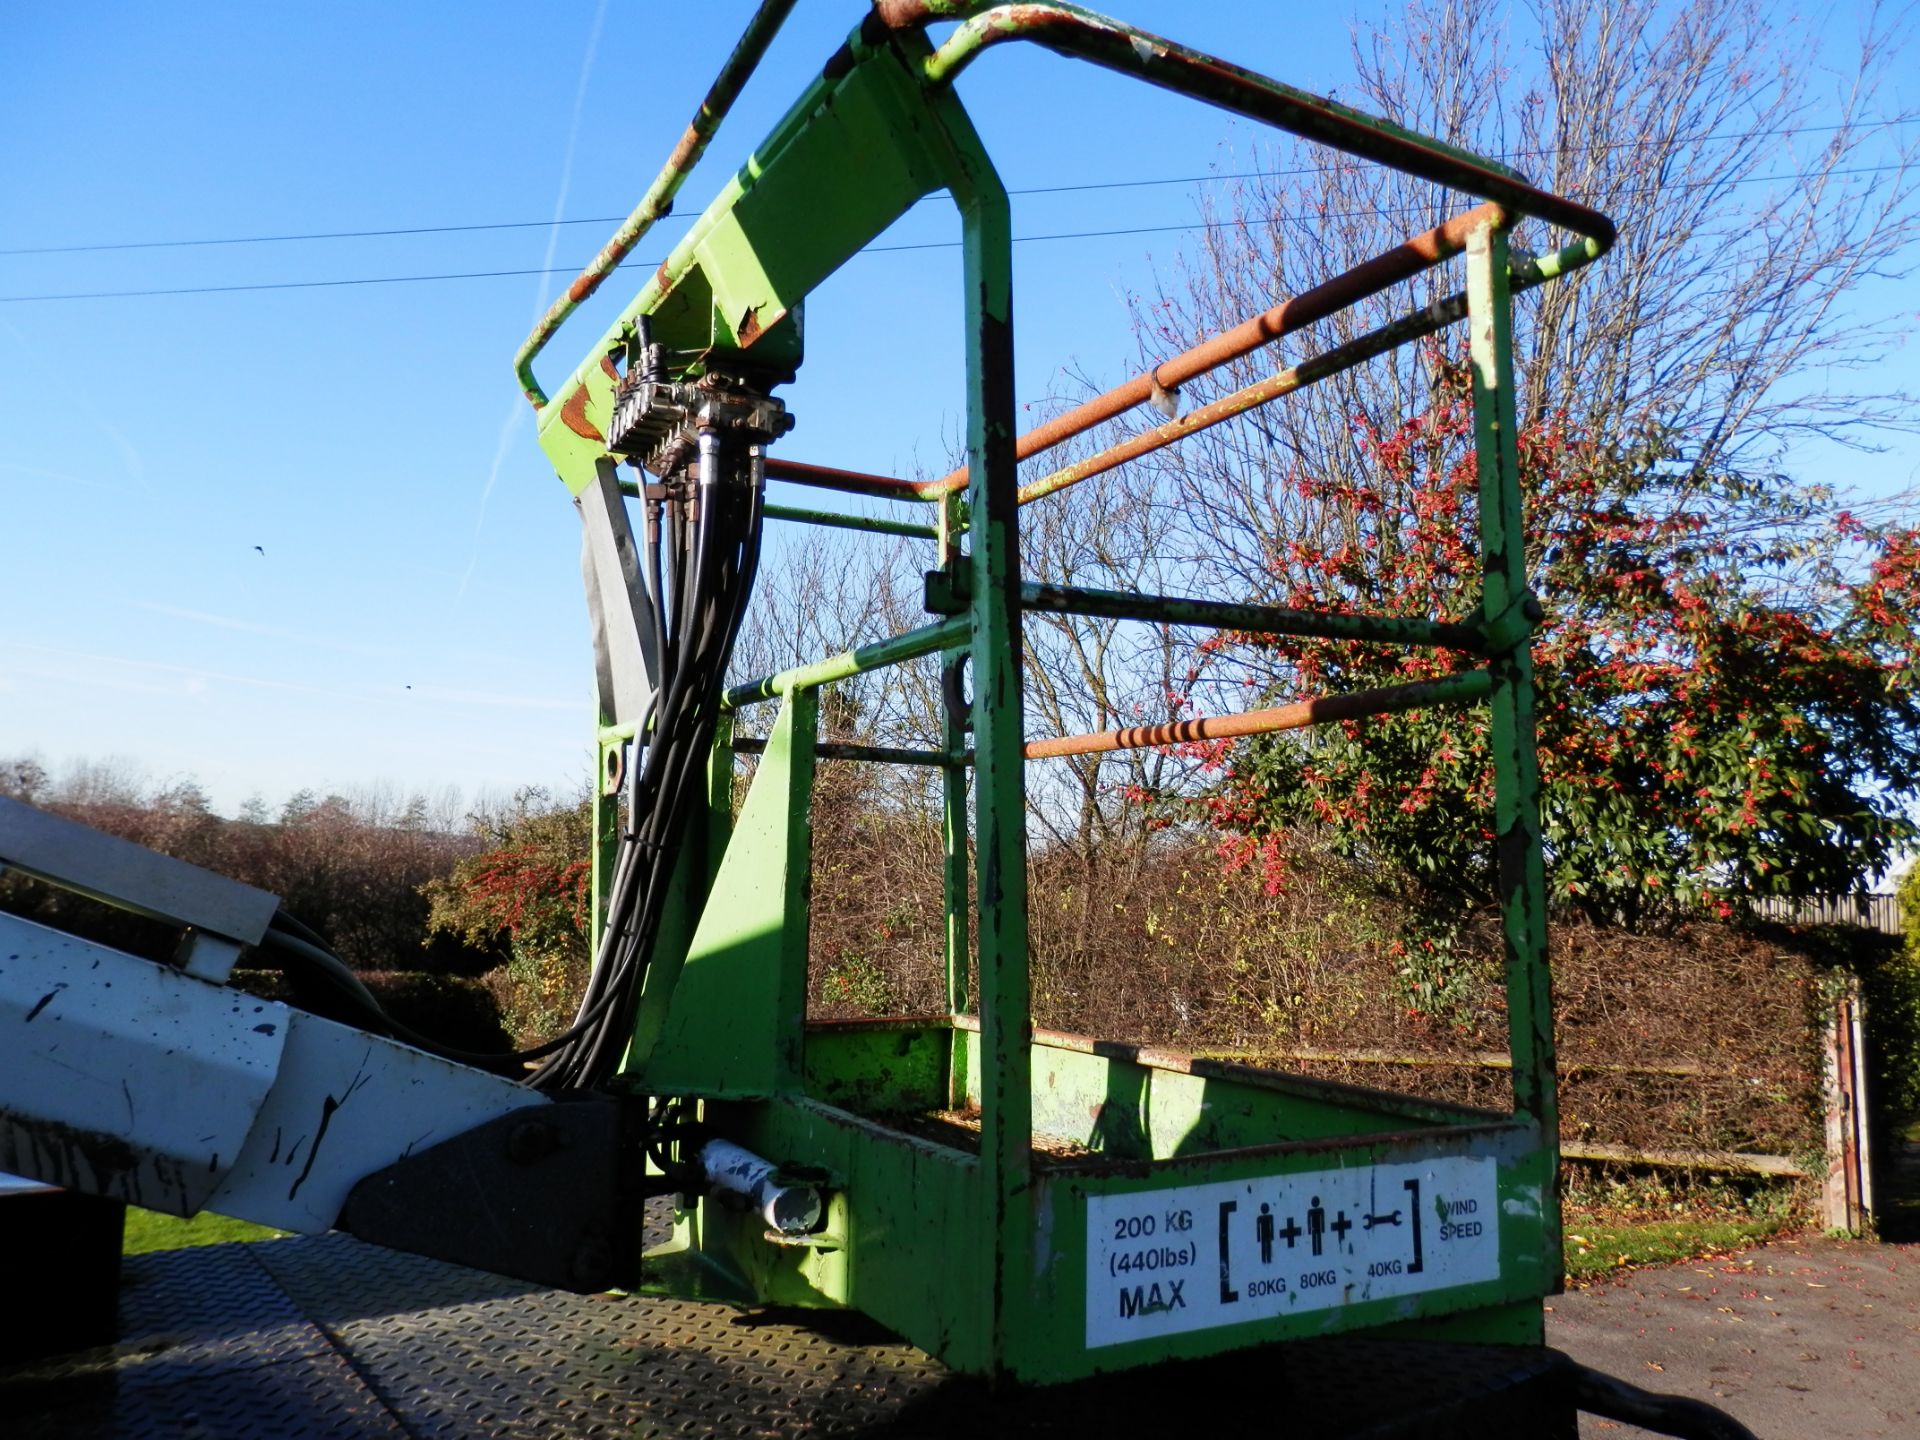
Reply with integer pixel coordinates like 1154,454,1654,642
1748,893,1904,935
1211,992,1876,1232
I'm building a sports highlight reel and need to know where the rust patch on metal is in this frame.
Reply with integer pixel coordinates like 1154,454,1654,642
870,0,935,28
559,385,604,443
1023,673,1479,760
654,260,674,297
807,1015,952,1033
599,354,622,384
920,205,1503,500
737,306,765,345
656,125,705,187
763,457,939,502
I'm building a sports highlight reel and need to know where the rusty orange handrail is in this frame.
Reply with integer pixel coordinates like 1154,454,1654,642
769,205,1503,504
1023,670,1491,760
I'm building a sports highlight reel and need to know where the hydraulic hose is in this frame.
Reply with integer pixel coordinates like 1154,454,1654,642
531,426,766,1092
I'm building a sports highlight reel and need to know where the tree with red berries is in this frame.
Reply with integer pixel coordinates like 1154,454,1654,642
1114,0,1920,949
423,787,595,1039
1191,360,1920,932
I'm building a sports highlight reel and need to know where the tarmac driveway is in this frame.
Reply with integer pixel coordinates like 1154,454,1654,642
1548,1238,1920,1438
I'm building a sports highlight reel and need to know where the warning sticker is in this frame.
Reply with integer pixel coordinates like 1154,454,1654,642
1084,1156,1500,1348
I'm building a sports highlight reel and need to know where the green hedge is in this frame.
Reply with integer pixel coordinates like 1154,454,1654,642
229,968,516,1063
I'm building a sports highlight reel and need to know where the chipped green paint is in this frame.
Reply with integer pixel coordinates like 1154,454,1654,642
1466,218,1563,1281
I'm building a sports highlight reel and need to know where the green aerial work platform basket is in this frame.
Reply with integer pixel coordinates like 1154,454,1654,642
520,0,1616,1387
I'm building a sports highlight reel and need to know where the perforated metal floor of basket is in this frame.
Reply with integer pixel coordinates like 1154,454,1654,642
1,1225,1575,1438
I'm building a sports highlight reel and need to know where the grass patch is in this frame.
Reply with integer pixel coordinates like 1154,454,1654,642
120,1208,1787,1279
1563,1214,1788,1283
119,1204,1793,1279
123,1207,286,1256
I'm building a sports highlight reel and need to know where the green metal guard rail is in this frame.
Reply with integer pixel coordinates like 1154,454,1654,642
528,0,1616,1386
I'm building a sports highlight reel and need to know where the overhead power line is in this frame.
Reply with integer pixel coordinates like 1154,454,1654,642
0,216,620,258
1,159,1910,305
0,224,1187,303
3,117,1911,260
0,265,581,303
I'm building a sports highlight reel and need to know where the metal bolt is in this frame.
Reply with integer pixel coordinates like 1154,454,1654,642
507,1121,554,1165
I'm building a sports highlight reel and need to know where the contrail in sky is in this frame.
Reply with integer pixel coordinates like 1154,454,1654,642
458,0,610,601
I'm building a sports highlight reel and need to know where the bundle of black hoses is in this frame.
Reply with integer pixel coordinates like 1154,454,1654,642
533,436,765,1091
255,436,765,1092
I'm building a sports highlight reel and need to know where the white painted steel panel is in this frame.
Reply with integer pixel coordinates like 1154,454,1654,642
1084,1155,1501,1348
0,911,284,1214
208,1008,545,1233
1,910,545,1233
0,795,277,946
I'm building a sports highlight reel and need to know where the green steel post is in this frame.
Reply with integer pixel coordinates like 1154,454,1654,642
940,491,972,1105
1466,219,1562,1280
953,149,1031,1370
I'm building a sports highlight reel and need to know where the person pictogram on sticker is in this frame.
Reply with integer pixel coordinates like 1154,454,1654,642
1256,1203,1275,1265
1307,1195,1326,1256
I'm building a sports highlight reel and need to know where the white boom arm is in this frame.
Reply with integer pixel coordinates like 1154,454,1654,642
0,796,543,1234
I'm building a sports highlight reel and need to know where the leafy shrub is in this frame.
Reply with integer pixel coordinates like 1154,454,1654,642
1183,364,1920,941
423,787,594,1048
818,950,895,1016
0,764,493,975
228,968,515,1060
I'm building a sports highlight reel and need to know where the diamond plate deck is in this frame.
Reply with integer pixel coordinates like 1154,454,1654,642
0,1241,407,1440
2,1226,1576,1438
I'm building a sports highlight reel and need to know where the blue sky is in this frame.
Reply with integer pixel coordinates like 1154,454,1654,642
4,1,1915,817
